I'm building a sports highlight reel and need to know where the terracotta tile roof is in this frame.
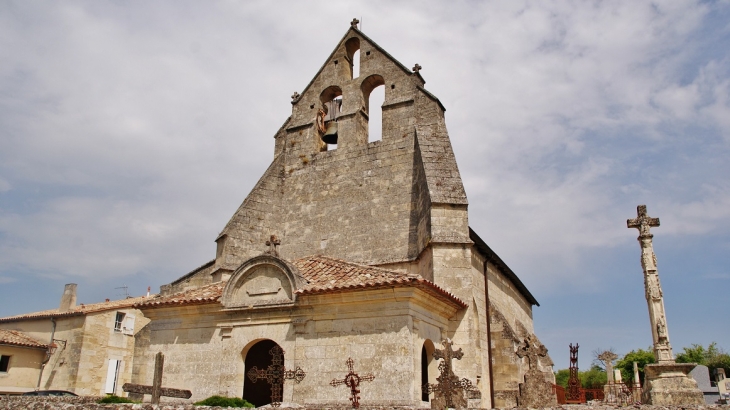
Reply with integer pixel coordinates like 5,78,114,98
293,256,466,308
135,256,467,310
0,329,48,349
135,282,225,308
0,295,152,323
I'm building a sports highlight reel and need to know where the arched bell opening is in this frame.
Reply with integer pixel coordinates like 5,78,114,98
318,86,343,149
345,37,361,79
361,75,385,143
242,339,283,407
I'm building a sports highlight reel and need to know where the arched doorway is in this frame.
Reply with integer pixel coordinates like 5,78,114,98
243,339,282,407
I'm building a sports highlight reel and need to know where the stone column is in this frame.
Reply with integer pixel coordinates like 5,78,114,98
626,205,703,405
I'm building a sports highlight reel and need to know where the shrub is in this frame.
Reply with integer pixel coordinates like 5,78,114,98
194,395,254,408
98,395,136,403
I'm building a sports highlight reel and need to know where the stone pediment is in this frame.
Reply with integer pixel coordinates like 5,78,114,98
221,255,306,310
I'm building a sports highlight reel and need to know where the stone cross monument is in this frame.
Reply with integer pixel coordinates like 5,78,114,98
627,205,703,405
626,205,673,363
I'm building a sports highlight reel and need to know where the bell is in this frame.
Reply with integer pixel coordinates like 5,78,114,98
321,122,338,145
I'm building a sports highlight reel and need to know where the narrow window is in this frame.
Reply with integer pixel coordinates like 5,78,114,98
368,85,384,142
319,86,343,150
352,49,361,78
114,312,125,332
0,355,9,372
104,359,120,394
421,346,429,402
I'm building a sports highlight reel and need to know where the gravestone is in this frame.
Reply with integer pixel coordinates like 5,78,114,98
627,205,704,405
123,352,192,404
690,365,720,404
422,339,479,410
330,357,374,408
515,335,557,407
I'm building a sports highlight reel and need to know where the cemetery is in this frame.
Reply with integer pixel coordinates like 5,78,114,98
1,18,728,410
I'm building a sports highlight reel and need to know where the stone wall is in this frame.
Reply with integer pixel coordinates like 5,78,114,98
132,287,461,407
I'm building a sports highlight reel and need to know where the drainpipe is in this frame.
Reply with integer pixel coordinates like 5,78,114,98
36,317,56,390
484,259,495,407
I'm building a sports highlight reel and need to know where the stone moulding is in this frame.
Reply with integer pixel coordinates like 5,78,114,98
221,255,307,310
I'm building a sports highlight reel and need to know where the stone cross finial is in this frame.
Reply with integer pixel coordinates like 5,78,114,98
291,92,300,104
627,204,660,238
516,336,548,370
412,64,422,73
350,18,359,28
266,235,281,256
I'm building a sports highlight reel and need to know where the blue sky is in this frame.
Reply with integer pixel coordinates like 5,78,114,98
1,1,728,370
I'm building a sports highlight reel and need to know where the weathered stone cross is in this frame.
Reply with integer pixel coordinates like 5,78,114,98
597,351,618,383
330,357,375,408
122,352,191,404
265,235,281,257
423,339,478,410
291,92,300,103
412,63,422,73
627,205,674,363
247,345,305,407
516,335,547,371
350,18,359,28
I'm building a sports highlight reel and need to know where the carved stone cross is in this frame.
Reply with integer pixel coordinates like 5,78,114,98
597,351,618,383
423,339,478,410
627,205,674,363
291,92,300,104
265,235,281,256
247,345,305,407
350,18,359,28
516,335,547,370
627,204,660,239
330,357,375,408
412,63,422,73
122,352,192,404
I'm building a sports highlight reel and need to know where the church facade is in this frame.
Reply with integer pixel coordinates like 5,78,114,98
130,21,554,408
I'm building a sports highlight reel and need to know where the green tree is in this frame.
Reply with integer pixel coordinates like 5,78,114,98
555,368,570,388
676,342,730,378
579,365,607,388
616,348,655,384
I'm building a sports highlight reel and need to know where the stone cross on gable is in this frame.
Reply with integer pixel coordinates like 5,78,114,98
330,357,375,408
291,92,300,104
412,63,422,73
627,204,660,239
516,336,547,370
598,351,619,383
350,18,359,28
247,345,305,407
122,352,192,404
265,235,281,256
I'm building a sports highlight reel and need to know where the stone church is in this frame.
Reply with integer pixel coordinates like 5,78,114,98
130,21,554,408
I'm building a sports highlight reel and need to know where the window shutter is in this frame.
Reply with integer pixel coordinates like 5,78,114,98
122,314,136,335
104,359,120,394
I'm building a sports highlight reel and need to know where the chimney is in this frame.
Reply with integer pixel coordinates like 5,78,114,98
59,283,77,312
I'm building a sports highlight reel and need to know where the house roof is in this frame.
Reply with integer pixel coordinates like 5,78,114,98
0,329,48,349
137,255,467,309
469,227,539,306
0,295,153,323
